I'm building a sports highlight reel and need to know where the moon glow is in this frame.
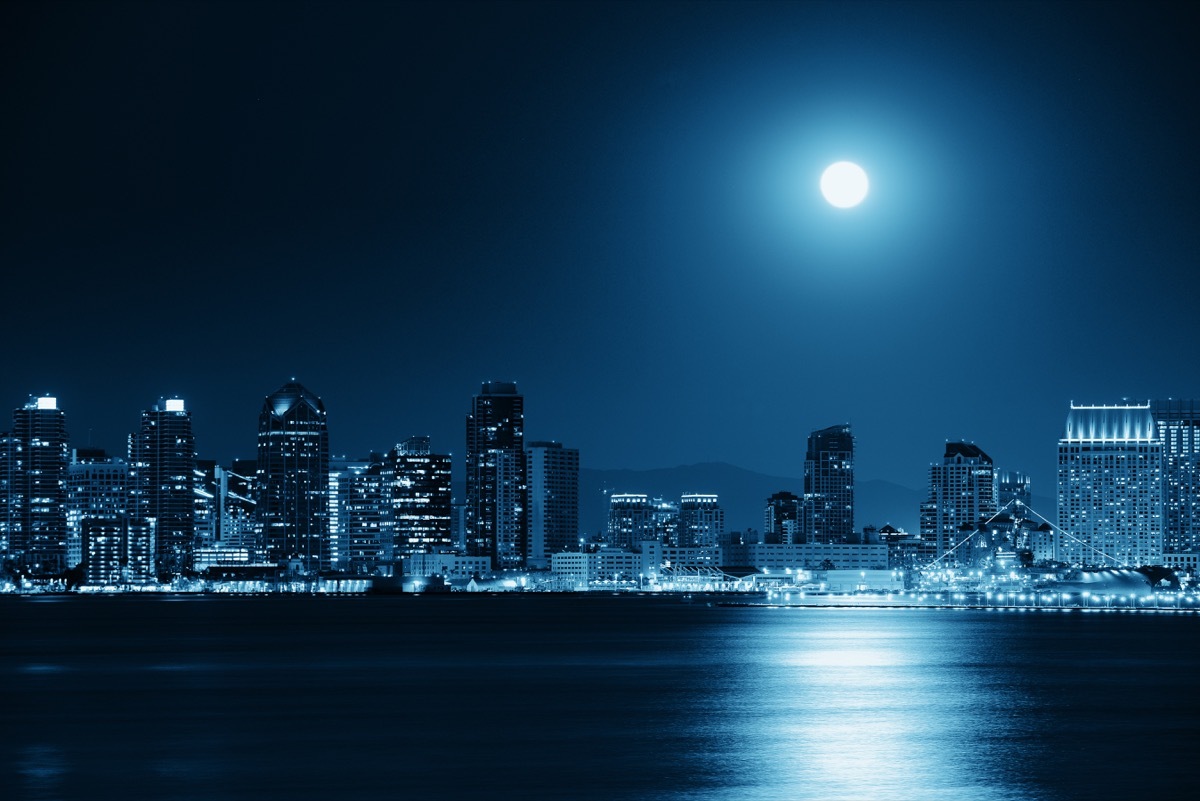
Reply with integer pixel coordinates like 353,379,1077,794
820,161,869,208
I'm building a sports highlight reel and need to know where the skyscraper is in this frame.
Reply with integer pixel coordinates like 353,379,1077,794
764,491,803,544
129,398,196,577
803,424,854,544
1058,403,1163,567
387,437,453,558
465,381,526,569
257,381,330,573
65,448,129,571
608,494,654,550
1150,399,1200,554
526,441,579,566
0,396,69,574
329,457,391,575
679,493,724,548
921,442,997,565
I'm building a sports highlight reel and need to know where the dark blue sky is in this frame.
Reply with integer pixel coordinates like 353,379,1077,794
1,1,1197,499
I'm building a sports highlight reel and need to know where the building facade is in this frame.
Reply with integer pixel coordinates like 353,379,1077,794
0,396,70,574
803,424,854,544
129,398,196,577
526,441,578,566
921,442,997,565
764,490,803,545
1150,399,1200,554
1057,403,1163,567
465,381,526,569
679,493,724,548
387,437,453,558
257,381,330,573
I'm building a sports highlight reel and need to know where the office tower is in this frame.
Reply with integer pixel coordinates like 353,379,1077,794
679,494,724,547
803,424,855,544
1058,403,1163,567
129,398,196,578
329,456,391,575
387,437,453,558
608,494,655,550
526,441,578,566
257,381,330,573
1150,400,1200,554
65,448,129,570
764,491,803,545
652,498,680,546
0,396,69,574
194,459,218,549
996,470,1032,515
219,459,260,554
921,442,997,565
465,381,526,569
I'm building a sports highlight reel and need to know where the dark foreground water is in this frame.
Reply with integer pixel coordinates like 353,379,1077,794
3,595,1198,801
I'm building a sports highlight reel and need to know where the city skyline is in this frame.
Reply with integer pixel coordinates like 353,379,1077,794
3,1,1198,504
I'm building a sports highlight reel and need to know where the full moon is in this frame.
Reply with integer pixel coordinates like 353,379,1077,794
820,161,869,208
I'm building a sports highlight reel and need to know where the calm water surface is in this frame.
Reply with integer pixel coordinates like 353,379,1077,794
3,595,1198,800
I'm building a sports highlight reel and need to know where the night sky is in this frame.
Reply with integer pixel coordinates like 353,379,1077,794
2,1,1197,501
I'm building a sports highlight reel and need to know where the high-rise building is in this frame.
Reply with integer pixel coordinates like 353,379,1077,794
679,494,724,548
387,437,453,558
1150,400,1200,554
465,381,526,569
921,442,997,565
65,448,129,570
608,494,655,550
803,425,854,544
0,396,70,574
257,381,330,573
764,491,803,545
329,456,391,575
526,441,579,566
193,459,218,549
1058,403,1163,567
129,398,196,578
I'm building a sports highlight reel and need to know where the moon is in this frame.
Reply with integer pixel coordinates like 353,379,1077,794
820,161,869,208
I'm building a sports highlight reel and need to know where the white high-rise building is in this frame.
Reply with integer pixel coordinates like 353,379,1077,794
1057,403,1163,567
920,442,997,565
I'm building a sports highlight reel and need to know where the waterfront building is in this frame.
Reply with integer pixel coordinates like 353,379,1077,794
764,491,803,544
403,551,491,580
65,448,129,570
1057,403,1163,567
129,398,196,578
803,424,855,544
679,493,724,547
652,497,680,546
465,381,527,569
216,459,260,555
1150,399,1200,554
329,456,392,574
387,436,453,558
0,396,70,574
921,442,997,565
526,441,578,567
607,493,654,550
257,381,330,573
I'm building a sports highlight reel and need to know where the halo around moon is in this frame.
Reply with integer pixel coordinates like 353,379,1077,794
820,161,869,208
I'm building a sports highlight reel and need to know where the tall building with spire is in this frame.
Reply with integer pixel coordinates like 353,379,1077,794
257,381,330,573
465,381,527,569
0,396,69,574
921,442,997,565
129,398,196,577
1058,403,1163,567
803,424,855,544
